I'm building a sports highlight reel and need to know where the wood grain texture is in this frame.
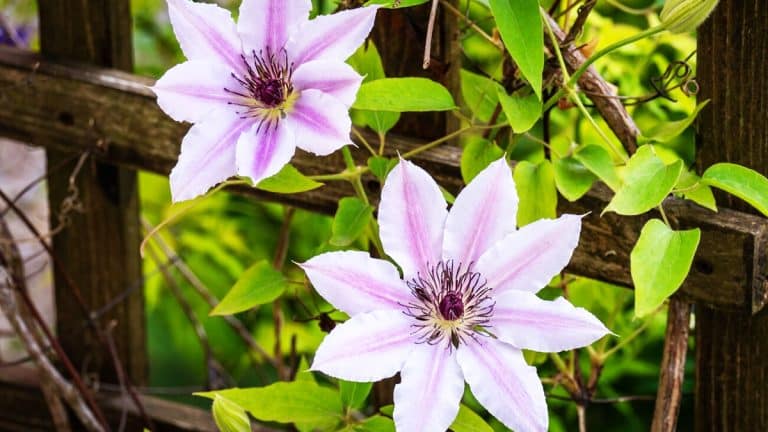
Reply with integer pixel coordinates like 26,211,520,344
694,0,768,430
0,47,766,311
37,0,146,387
651,298,691,432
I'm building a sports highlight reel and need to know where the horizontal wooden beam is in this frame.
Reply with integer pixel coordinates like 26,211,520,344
0,46,766,312
0,380,221,431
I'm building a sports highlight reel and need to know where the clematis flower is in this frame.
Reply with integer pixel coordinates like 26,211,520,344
153,0,379,201
301,158,610,432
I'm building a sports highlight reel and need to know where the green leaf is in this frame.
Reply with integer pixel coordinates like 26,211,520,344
256,164,323,194
330,198,374,247
339,380,373,410
460,70,501,122
702,163,768,217
496,85,542,133
196,381,343,427
339,416,396,432
631,219,701,317
440,186,456,205
642,100,710,144
365,0,429,7
211,260,286,316
450,404,494,432
355,416,396,432
460,137,504,183
353,78,456,112
675,170,717,212
489,0,544,98
348,42,401,133
553,156,597,201
605,146,684,216
514,160,557,226
212,395,251,432
368,156,397,183
573,145,621,191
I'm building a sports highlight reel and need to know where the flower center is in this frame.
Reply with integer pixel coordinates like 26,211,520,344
438,292,464,320
225,48,297,126
403,261,495,349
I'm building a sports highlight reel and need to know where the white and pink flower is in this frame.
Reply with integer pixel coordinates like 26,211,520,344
301,158,610,432
153,0,378,201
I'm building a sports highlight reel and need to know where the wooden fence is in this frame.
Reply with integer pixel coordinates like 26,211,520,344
0,0,765,431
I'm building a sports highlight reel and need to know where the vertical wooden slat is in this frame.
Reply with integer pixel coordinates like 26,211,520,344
37,0,146,384
371,1,461,139
695,0,768,430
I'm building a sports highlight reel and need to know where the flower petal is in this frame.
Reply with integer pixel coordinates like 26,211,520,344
169,109,250,202
457,339,548,432
292,60,363,107
238,0,311,54
393,344,464,432
311,310,414,382
285,89,351,156
491,290,610,352
287,6,379,65
379,160,448,279
153,60,238,123
300,251,411,316
235,121,295,185
475,214,582,294
442,157,518,265
166,0,243,72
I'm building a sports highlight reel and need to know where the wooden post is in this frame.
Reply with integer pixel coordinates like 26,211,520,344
37,0,146,384
371,1,461,139
695,1,768,430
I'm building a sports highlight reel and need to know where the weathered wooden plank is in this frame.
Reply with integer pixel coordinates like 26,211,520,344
694,0,768,430
0,47,766,311
37,0,147,388
0,380,230,432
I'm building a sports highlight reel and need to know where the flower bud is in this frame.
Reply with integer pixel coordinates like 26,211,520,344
212,395,250,432
660,0,720,33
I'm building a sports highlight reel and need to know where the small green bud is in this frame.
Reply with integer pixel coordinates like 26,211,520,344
660,0,720,33
212,395,251,432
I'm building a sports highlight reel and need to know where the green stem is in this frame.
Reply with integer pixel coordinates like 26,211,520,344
543,25,666,112
352,127,377,156
543,14,629,162
401,123,505,159
601,316,654,360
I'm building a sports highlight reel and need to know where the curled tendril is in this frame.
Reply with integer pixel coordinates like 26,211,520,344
582,51,698,107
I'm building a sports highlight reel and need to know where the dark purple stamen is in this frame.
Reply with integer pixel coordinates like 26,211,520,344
402,260,495,349
224,48,295,124
439,292,464,320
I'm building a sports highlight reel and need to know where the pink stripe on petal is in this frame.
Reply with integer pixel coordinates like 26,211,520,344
235,121,296,185
393,344,464,432
238,0,311,54
292,60,363,107
457,340,548,432
443,157,518,265
286,89,351,156
379,160,447,279
301,251,411,315
491,291,610,352
311,310,415,382
287,6,379,64
475,214,582,295
170,109,249,202
166,0,243,72
153,60,237,123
